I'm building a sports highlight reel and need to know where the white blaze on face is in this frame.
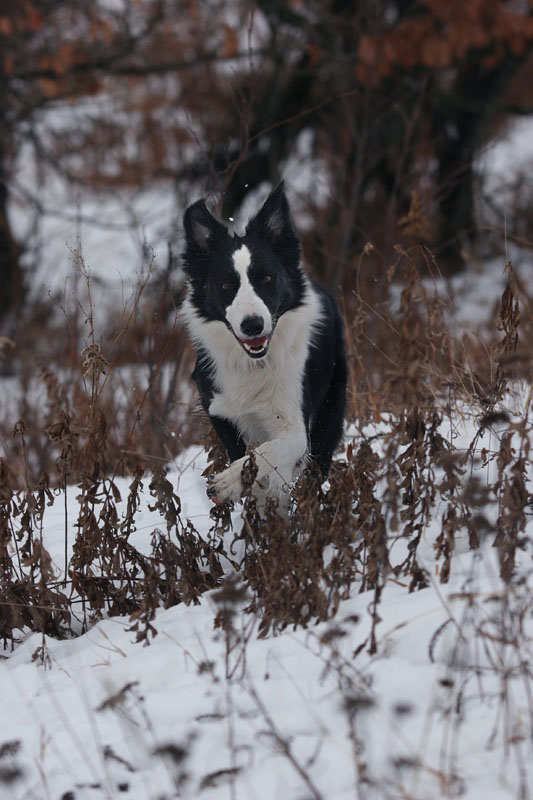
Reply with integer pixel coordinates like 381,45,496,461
225,245,272,339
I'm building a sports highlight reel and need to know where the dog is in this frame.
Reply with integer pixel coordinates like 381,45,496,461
181,182,346,512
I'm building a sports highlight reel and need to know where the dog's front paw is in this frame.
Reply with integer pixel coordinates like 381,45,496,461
207,461,244,504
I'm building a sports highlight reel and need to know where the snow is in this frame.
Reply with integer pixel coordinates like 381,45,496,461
477,116,533,200
10,110,180,323
2,412,533,800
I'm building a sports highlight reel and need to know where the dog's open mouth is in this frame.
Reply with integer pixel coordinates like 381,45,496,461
238,333,271,359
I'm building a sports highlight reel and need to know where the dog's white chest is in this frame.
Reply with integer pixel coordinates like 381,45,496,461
209,355,302,444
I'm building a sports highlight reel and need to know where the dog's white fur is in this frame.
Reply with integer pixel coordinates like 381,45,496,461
225,246,272,338
181,279,324,506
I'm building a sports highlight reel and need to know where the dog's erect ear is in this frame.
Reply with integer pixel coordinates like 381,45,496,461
246,182,294,241
245,181,301,268
184,200,227,251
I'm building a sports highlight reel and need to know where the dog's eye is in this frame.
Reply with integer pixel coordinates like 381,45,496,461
220,282,231,291
262,274,272,284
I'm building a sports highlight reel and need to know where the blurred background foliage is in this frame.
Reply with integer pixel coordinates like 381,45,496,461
2,0,533,321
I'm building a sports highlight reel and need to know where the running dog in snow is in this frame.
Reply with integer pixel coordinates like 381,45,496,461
181,183,346,511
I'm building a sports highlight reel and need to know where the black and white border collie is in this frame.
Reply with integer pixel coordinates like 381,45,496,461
181,183,346,512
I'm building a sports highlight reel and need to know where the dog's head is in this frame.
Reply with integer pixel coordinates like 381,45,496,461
182,183,305,359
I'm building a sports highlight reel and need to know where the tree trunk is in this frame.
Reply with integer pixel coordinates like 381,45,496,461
432,55,524,273
0,163,23,321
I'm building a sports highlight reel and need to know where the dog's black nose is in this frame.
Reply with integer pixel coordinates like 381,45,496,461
241,314,264,337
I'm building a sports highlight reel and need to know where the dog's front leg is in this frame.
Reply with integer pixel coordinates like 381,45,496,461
207,426,307,505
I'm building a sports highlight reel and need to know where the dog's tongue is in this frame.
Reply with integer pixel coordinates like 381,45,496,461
244,335,267,348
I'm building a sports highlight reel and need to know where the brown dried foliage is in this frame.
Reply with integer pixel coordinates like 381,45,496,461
1,247,532,651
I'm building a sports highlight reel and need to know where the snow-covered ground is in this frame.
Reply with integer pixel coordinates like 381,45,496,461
2,414,533,800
